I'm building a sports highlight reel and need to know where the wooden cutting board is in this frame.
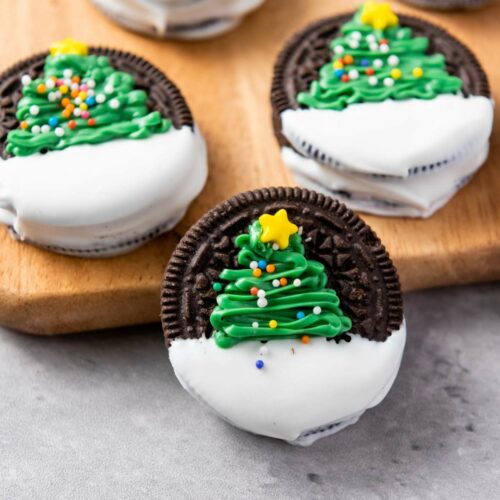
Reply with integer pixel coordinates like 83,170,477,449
0,0,499,335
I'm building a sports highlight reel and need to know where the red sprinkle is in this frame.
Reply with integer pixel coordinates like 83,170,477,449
250,287,259,296
366,68,375,76
341,74,350,82
379,38,389,45
88,118,96,126
68,120,77,130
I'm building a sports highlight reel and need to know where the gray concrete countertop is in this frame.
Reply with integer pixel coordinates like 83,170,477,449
1,284,499,500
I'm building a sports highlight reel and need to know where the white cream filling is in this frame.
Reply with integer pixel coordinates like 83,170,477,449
92,0,265,38
283,140,489,218
281,95,494,177
0,126,207,254
169,321,406,445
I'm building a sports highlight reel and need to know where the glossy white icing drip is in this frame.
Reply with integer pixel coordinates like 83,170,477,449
169,321,406,445
0,126,207,255
283,140,489,218
281,95,494,177
92,0,265,39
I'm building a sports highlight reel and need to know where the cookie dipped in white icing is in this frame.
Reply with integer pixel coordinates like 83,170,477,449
91,0,266,39
0,39,207,256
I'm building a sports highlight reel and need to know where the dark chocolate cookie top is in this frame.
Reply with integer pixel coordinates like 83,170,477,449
162,187,403,345
0,47,193,159
271,12,490,145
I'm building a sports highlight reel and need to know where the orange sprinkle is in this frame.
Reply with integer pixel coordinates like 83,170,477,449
20,121,29,130
68,120,76,130
36,83,46,93
66,104,75,112
87,118,96,126
301,335,310,344
279,277,288,286
343,54,354,65
71,76,80,83
252,268,262,278
250,287,258,296
61,97,71,107
266,264,276,273
62,109,71,118
50,75,58,82
71,89,79,98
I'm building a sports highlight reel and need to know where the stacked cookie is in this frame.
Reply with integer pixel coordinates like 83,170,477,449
272,3,494,217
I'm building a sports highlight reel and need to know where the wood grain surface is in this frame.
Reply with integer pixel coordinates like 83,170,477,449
0,0,499,335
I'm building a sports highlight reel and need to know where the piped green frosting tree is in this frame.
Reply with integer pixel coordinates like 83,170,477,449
210,209,352,348
298,1,463,111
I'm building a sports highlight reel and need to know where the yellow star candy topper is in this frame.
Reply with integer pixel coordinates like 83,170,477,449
360,1,398,31
50,38,88,56
259,209,298,250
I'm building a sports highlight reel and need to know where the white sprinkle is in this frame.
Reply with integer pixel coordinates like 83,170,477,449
45,79,55,89
95,93,106,104
63,78,72,86
109,98,120,109
55,127,65,137
384,77,395,87
366,34,376,43
63,68,73,78
104,84,114,94
257,298,268,308
86,79,96,88
86,89,95,97
70,82,79,91
29,105,39,116
21,74,32,86
48,92,58,102
272,243,280,251
74,97,82,105
73,108,81,117
334,45,344,55
368,76,378,86
250,261,258,270
369,43,379,52
272,279,280,288
53,91,62,100
373,59,383,68
348,69,359,80
380,44,390,53
293,279,301,287
252,321,259,329
351,31,362,41
257,289,266,298
298,226,303,235
41,124,50,133
313,306,322,315
259,345,268,356
31,125,41,134
349,40,359,49
388,55,399,66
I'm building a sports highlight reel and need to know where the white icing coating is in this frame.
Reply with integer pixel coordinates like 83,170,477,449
281,95,494,177
0,126,207,255
283,140,489,218
92,0,266,39
169,321,406,445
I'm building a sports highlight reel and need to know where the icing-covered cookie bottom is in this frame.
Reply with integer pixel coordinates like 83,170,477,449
283,141,488,218
0,126,207,256
169,321,406,445
92,0,265,39
281,94,493,178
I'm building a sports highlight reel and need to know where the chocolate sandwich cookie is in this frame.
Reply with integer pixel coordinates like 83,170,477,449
271,1,494,218
0,38,207,256
162,187,405,445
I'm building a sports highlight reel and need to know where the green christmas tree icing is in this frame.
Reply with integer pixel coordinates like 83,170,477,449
298,1,463,111
210,209,352,348
7,38,171,157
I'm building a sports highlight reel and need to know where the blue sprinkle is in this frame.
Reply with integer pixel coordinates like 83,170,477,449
334,69,345,78
296,311,305,320
361,58,370,67
255,359,264,370
85,96,96,106
48,117,59,128
258,260,267,270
